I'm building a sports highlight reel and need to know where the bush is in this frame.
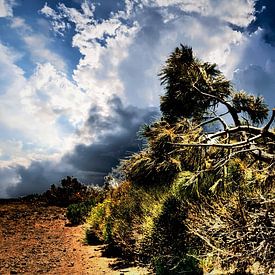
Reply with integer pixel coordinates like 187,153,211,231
140,195,202,274
66,199,96,225
86,181,151,255
43,176,93,206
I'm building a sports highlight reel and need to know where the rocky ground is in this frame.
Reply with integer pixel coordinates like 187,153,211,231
0,200,150,274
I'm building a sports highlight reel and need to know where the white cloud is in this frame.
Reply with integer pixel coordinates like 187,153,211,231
40,2,60,19
1,4,247,153
0,0,14,17
8,15,67,72
0,43,91,167
10,17,32,31
23,34,67,72
152,0,255,27
40,2,71,36
37,1,256,112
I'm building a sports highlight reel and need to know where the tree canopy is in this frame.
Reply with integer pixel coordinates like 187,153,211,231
160,44,269,126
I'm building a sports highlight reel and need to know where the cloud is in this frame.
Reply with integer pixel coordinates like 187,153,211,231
8,14,67,72
0,44,89,166
2,0,275,198
40,2,71,36
65,96,158,183
232,28,275,107
0,0,14,17
0,166,20,198
0,43,25,94
152,0,255,27
22,35,67,72
4,160,74,198
10,17,31,31
48,0,248,110
1,97,158,197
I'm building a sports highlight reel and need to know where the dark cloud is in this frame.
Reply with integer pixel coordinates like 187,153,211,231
248,0,275,46
6,161,72,198
3,96,158,198
64,96,159,184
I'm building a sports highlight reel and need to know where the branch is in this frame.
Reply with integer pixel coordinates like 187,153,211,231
187,226,234,255
193,84,241,126
171,134,262,149
212,148,262,170
249,145,275,163
208,125,275,140
198,116,229,131
263,108,275,132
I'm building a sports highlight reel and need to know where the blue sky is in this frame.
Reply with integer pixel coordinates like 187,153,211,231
0,0,274,197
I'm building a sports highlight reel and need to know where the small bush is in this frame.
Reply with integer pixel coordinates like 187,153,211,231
43,176,95,206
86,181,149,255
66,199,96,225
140,195,202,274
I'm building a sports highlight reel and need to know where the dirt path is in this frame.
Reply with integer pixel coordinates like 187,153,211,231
0,201,151,275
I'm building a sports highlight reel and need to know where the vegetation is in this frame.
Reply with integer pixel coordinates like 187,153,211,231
81,45,274,274
66,199,97,225
42,176,103,209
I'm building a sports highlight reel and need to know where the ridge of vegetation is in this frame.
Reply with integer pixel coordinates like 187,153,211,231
69,45,274,274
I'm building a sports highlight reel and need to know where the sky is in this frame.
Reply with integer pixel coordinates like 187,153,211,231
0,0,274,198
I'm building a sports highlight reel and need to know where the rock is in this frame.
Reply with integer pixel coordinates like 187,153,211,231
68,262,74,267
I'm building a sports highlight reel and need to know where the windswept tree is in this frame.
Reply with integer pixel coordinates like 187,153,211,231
160,44,269,126
88,45,275,274
123,45,275,187
120,45,275,272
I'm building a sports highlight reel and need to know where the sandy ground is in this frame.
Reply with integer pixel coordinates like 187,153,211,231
0,201,151,275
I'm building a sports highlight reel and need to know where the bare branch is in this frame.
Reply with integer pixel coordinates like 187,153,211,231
187,226,234,255
193,84,241,126
263,108,275,132
208,125,275,140
171,134,262,149
198,116,229,131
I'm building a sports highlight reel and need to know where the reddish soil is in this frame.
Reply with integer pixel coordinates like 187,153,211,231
0,201,151,275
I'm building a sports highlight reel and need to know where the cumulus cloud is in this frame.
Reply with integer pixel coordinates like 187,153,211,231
0,44,89,167
152,0,255,27
40,2,71,36
1,97,158,197
46,0,249,109
0,0,14,17
2,0,275,198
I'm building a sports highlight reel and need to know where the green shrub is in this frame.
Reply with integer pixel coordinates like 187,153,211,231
140,195,202,274
86,181,151,255
66,199,96,225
